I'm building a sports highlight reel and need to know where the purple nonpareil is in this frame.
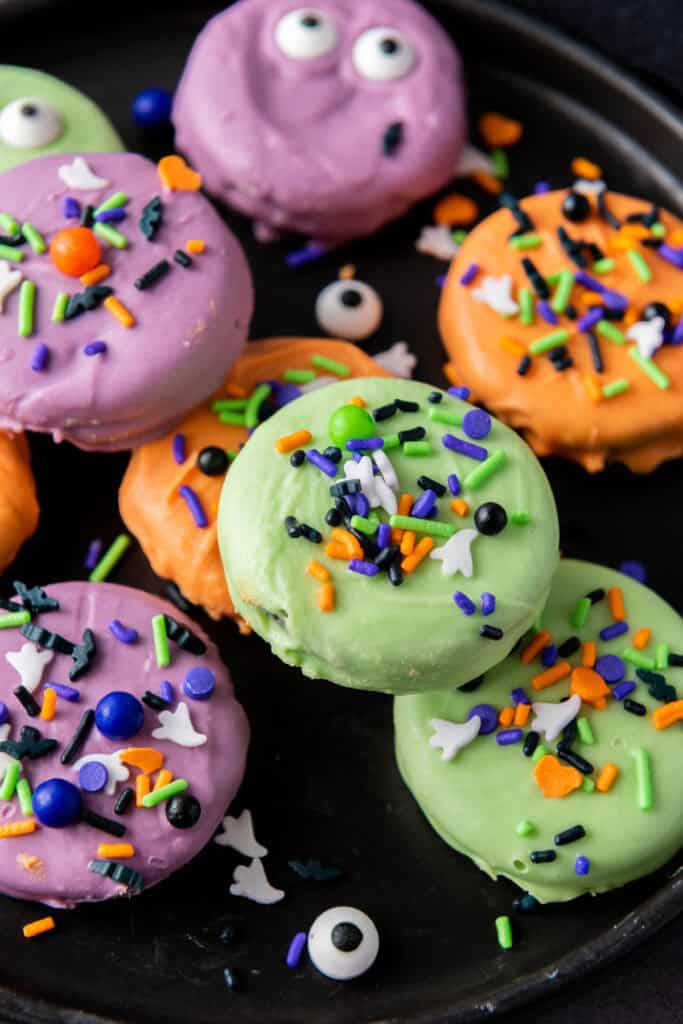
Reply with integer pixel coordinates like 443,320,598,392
172,432,186,465
31,344,50,373
537,300,558,325
377,523,391,549
578,307,603,332
411,489,437,519
345,437,384,451
83,341,107,356
84,539,103,571
178,485,208,528
305,449,338,478
348,559,379,577
459,262,479,286
442,433,487,461
108,619,139,645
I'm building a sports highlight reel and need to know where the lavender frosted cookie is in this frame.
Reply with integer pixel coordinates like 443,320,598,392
0,581,249,908
0,152,253,450
173,0,467,245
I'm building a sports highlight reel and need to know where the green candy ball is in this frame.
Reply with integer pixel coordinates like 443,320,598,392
328,404,376,448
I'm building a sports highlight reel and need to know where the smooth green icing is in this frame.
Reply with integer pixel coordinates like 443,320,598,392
394,559,683,901
0,66,122,172
218,378,559,693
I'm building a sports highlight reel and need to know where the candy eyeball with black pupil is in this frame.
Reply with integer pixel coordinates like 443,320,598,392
642,301,671,329
315,279,383,341
353,27,416,80
275,8,338,60
474,502,508,536
561,190,590,223
307,906,379,980
0,97,63,149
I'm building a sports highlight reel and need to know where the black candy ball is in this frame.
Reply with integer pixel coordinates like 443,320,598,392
562,191,591,223
331,921,364,952
474,502,508,536
166,793,202,829
197,446,229,476
642,301,672,329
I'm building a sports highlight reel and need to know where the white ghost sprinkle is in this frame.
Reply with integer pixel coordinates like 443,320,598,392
58,156,109,190
373,341,418,378
531,693,582,742
430,529,479,577
416,225,460,261
429,716,481,761
152,701,207,747
473,274,519,316
626,316,665,359
0,261,22,313
230,858,285,905
214,809,268,857
5,643,53,693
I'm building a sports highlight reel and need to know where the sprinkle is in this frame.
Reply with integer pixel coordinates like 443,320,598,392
652,701,683,730
429,406,462,427
523,731,539,758
93,222,128,249
147,614,170,671
50,291,69,323
529,849,556,864
185,239,205,254
135,260,170,291
628,346,670,389
516,820,535,838
496,728,522,745
612,680,636,701
60,709,95,765
550,269,575,314
529,328,569,356
244,383,272,430
29,343,49,373
624,648,656,671
317,582,335,612
463,450,506,490
519,287,535,326
389,515,455,538
346,436,384,452
576,717,595,745
23,916,55,940
459,261,480,287
536,300,558,325
495,915,513,950
602,378,629,399
0,760,20,802
481,624,504,640
403,440,432,456
600,621,629,642
18,223,45,256
351,514,380,536
81,340,107,358
14,686,40,717
348,559,379,577
91,192,129,216
103,296,135,328
39,687,57,723
531,661,571,691
0,244,23,263
402,537,434,573
596,320,625,345
570,597,591,630
574,856,590,876
480,592,496,616
606,586,625,622
531,743,549,764
632,748,653,811
306,561,330,583
88,534,130,583
310,353,350,378
655,643,669,670
626,248,652,283
178,485,208,528
571,157,602,180
447,385,470,400
509,232,541,251
77,266,109,290
0,610,31,629
45,683,80,702
633,628,651,650
500,335,527,357
453,591,476,616
286,931,308,969
624,698,646,716
17,280,36,337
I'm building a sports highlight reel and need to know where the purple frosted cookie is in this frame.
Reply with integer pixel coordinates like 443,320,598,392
0,581,249,908
0,152,253,450
173,0,466,245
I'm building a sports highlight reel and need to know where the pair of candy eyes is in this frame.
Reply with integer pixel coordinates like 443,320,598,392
276,8,416,80
0,97,63,149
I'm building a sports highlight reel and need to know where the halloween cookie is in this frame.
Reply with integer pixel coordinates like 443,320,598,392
172,0,466,245
395,559,683,902
119,338,391,622
0,152,253,450
439,188,683,472
0,580,249,908
0,66,122,173
0,432,39,572
218,378,559,694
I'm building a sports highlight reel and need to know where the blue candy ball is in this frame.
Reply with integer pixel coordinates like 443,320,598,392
33,778,82,828
131,87,173,129
95,691,144,741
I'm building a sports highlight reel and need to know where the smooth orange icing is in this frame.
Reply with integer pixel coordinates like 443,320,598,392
0,432,38,572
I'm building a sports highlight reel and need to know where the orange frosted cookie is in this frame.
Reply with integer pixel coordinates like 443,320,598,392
119,338,391,621
439,188,683,472
0,432,38,571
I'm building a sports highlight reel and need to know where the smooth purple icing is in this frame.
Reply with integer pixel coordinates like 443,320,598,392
0,153,253,451
173,0,466,245
0,582,249,908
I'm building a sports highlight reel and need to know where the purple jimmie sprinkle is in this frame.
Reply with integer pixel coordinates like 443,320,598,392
411,489,437,519
159,680,174,705
453,591,476,616
31,343,50,373
459,262,479,286
534,180,551,194
602,289,628,312
355,492,370,518
600,621,629,642
613,680,636,701
44,682,80,702
448,386,471,400
94,208,127,223
541,644,558,668
84,538,103,570
285,243,326,268
63,197,81,219
574,270,605,293
377,523,391,549
447,473,461,496
537,300,558,325
108,619,139,645
178,485,208,528
575,855,590,876
657,244,683,270
496,728,523,746
349,559,379,577
172,432,186,465
345,493,359,515
84,340,107,356
442,434,488,461
0,702,8,724
286,932,307,969
481,592,496,616
671,319,683,345
511,687,530,706
305,449,338,478
346,437,384,451
619,560,646,582
578,307,604,332
436,274,447,289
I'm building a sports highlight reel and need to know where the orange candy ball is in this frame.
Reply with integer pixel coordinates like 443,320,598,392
49,227,101,278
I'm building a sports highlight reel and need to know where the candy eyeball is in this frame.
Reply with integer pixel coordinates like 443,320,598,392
315,279,383,341
352,28,416,81
307,906,379,981
0,97,63,149
275,8,339,60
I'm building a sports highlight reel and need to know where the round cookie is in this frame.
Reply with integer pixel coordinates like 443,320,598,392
0,432,39,572
0,66,123,173
0,152,253,451
395,559,683,902
0,580,249,907
218,378,559,694
439,189,683,473
172,0,466,245
120,338,391,622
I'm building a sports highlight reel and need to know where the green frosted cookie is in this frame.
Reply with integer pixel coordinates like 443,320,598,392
395,559,683,902
218,378,559,694
0,66,122,172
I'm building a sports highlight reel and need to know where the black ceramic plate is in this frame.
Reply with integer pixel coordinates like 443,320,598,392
1,1,682,1022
